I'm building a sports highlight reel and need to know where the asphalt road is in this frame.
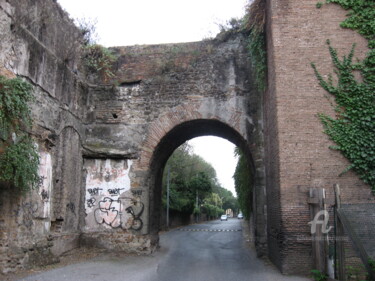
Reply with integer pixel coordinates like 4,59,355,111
18,219,311,281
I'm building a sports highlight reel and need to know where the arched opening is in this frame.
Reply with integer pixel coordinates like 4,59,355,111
158,136,239,229
147,119,256,236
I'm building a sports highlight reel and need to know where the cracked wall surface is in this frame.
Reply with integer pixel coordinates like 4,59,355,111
0,0,373,277
0,0,85,273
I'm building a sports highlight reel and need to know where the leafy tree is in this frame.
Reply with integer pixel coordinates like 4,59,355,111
211,183,239,212
162,142,237,218
203,193,224,219
204,192,223,207
162,143,213,214
187,172,212,197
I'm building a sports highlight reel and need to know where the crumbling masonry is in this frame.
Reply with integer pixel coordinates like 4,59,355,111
0,0,373,276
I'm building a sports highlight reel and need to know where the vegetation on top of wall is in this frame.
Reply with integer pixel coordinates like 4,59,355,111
233,147,253,219
215,0,267,92
82,44,116,81
77,18,116,82
242,0,267,92
0,76,39,191
312,0,375,192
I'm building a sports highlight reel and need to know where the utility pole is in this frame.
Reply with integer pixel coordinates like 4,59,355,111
166,166,170,230
196,190,199,223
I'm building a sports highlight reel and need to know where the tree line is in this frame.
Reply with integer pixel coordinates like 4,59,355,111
162,143,239,219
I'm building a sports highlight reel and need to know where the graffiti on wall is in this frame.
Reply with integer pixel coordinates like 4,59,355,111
13,152,52,232
93,196,144,230
84,159,144,231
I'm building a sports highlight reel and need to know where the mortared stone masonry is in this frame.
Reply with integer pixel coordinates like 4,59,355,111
0,0,373,276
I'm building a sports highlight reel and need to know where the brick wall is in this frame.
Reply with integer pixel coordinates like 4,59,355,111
266,0,375,275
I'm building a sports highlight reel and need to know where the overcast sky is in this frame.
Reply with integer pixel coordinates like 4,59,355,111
57,0,248,46
57,0,246,195
188,137,237,196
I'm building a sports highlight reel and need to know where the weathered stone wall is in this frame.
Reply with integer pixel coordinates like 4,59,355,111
1,0,373,276
82,35,266,252
265,0,375,275
0,0,86,273
0,0,266,272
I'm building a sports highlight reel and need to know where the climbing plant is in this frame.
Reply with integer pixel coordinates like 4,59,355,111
233,147,253,219
312,0,375,191
0,76,39,191
214,0,266,92
242,0,267,92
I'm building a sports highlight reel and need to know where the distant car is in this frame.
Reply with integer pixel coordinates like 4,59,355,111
220,214,228,221
226,214,231,218
237,213,244,219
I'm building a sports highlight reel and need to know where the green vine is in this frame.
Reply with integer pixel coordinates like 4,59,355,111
0,76,33,136
312,0,375,191
0,76,39,191
233,147,253,219
0,136,39,190
242,0,267,92
247,31,267,92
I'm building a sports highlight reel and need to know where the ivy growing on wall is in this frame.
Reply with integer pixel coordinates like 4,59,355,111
312,0,375,191
233,147,253,219
242,0,267,92
0,76,39,191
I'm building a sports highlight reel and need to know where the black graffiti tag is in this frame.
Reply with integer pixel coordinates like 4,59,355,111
37,176,46,188
87,198,96,208
125,200,144,231
88,187,102,196
108,188,124,195
41,189,49,200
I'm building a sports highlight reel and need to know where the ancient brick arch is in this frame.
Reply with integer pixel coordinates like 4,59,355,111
1,0,374,275
78,34,267,254
134,102,248,174
142,117,257,235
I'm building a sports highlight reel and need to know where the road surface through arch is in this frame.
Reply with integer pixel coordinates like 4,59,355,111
19,219,310,281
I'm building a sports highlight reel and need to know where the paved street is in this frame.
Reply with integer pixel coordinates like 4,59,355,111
18,219,311,281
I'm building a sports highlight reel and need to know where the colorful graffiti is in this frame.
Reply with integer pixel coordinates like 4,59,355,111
84,159,144,231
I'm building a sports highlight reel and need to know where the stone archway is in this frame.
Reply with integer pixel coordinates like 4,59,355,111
138,117,259,247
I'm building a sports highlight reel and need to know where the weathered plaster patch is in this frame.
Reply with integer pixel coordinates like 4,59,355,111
37,152,52,232
84,159,144,231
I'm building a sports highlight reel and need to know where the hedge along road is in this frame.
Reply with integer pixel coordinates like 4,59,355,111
18,219,311,281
